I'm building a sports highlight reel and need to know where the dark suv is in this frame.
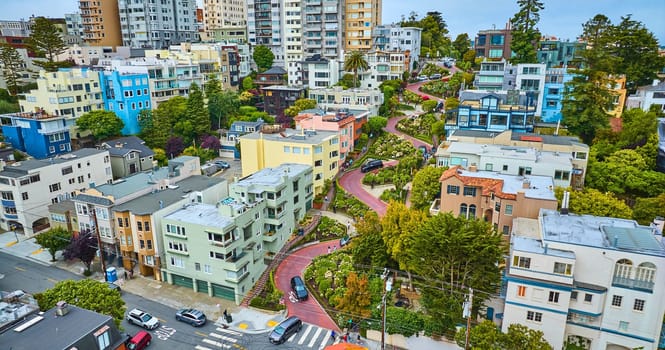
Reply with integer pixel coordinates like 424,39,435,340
290,276,308,301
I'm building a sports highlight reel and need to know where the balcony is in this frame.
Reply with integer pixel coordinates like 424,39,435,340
211,239,234,248
166,249,189,256
612,276,654,293
263,231,278,242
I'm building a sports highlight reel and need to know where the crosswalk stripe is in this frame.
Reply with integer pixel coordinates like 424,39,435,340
333,336,341,345
195,346,213,350
215,327,243,337
307,327,323,348
202,338,231,348
318,330,332,350
298,324,313,345
287,332,298,342
210,332,238,343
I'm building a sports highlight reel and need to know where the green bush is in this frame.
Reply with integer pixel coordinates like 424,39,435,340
249,296,266,308
380,188,402,202
333,181,369,218
369,133,416,160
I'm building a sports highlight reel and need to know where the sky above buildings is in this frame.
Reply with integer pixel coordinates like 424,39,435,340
7,0,665,44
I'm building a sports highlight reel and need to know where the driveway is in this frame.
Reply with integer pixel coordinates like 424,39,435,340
274,241,341,332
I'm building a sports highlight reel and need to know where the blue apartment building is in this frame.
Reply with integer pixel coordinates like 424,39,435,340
224,119,265,158
1,111,72,159
444,91,536,137
540,68,574,123
537,39,584,68
99,70,151,135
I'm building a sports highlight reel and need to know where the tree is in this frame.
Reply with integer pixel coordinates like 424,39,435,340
25,17,68,71
555,187,632,219
336,73,357,89
362,116,387,137
561,69,613,144
204,75,221,97
335,272,371,318
284,98,317,118
76,110,124,142
410,166,445,210
242,76,254,91
62,230,98,274
351,211,395,271
253,45,275,72
444,97,459,111
152,147,167,166
34,279,126,328
344,51,369,88
208,91,240,129
452,34,471,59
165,136,185,158
200,134,221,151
0,44,24,95
456,320,552,350
618,107,659,148
422,100,438,113
186,83,210,139
407,213,504,334
151,96,188,147
35,227,71,261
632,194,665,225
509,0,544,64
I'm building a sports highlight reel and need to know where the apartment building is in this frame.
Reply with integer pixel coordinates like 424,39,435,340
98,69,151,135
371,24,422,64
202,0,246,42
71,156,200,259
607,75,627,119
294,109,355,164
0,148,112,236
626,80,665,112
439,129,589,189
100,136,155,179
502,63,547,117
112,175,227,279
160,163,312,303
19,68,104,120
103,57,180,107
432,166,557,235
247,0,285,66
474,25,512,61
64,12,85,45
79,0,123,47
55,44,131,66
282,0,303,85
541,67,574,123
474,59,510,91
357,50,407,89
537,38,584,68
301,0,344,62
344,0,381,52
444,90,536,137
300,54,342,88
239,127,339,194
261,85,306,117
117,0,197,48
308,86,384,116
1,111,72,159
503,209,665,350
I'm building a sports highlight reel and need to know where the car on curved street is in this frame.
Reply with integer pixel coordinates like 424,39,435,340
290,276,308,301
175,308,207,327
126,308,160,330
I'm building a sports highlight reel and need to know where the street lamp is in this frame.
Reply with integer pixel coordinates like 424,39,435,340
10,224,18,243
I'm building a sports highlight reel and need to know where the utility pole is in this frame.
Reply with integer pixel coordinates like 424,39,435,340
380,269,392,350
91,206,107,281
463,288,473,350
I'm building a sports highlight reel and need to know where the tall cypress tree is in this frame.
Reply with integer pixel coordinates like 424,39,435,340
0,44,24,95
509,0,544,64
186,83,210,140
26,17,68,72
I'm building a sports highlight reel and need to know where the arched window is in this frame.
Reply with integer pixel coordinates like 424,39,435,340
613,259,633,286
635,262,656,290
469,205,476,219
460,204,468,218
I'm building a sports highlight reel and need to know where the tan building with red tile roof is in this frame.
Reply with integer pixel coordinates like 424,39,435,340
432,165,558,235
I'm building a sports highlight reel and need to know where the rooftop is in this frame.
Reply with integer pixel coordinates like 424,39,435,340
0,290,40,333
112,176,225,215
512,235,575,259
91,167,171,199
440,166,556,201
444,142,573,167
101,136,154,157
234,163,310,188
448,129,586,147
261,85,305,91
540,209,665,257
163,202,234,228
0,149,108,178
240,128,337,144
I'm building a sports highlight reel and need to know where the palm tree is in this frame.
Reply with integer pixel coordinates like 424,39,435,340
344,51,369,88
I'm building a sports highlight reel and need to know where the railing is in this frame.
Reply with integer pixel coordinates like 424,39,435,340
612,276,654,292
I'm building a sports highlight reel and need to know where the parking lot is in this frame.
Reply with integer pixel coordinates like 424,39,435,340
207,157,243,183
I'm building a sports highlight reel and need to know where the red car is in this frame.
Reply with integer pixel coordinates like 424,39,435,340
420,95,430,101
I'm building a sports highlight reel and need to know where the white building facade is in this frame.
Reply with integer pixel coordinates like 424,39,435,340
0,149,112,236
118,0,198,48
503,209,665,350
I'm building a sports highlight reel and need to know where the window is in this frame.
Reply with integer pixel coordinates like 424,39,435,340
61,166,73,175
633,299,645,311
505,205,513,216
618,321,629,331
96,330,110,349
584,293,593,302
554,170,571,181
611,295,623,307
195,262,201,271
513,256,531,269
137,221,143,231
548,291,560,303
571,291,578,300
49,183,61,192
166,224,186,236
553,262,572,275
526,311,542,322
314,146,323,154
170,256,184,268
575,152,587,160
485,163,493,171
314,160,323,167
204,264,212,274
446,185,459,194
144,221,150,231
21,192,28,200
517,285,526,297
168,241,188,253
502,164,508,171
283,146,290,153
1,191,14,200
463,187,477,196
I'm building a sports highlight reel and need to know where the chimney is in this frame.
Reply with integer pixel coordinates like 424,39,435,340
468,164,478,172
560,191,570,215
522,179,530,189
55,301,69,316
653,79,660,87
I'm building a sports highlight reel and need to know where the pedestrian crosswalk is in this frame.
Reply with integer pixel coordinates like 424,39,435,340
194,326,244,350
285,323,343,349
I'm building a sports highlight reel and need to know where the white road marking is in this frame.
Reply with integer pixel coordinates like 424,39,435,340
308,327,323,347
298,324,313,345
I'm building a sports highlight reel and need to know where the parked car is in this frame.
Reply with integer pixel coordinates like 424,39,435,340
418,145,428,154
417,75,428,81
290,276,308,301
269,316,303,344
201,163,219,176
126,308,160,330
214,160,230,169
420,95,430,101
360,159,383,173
106,281,121,294
175,308,207,327
429,73,442,80
340,235,352,247
126,331,152,350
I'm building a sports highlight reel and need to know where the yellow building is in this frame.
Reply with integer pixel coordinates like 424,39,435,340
19,68,104,119
608,75,627,119
344,0,382,52
239,126,340,194
79,0,122,47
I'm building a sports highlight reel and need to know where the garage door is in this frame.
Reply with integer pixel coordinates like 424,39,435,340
211,283,235,301
172,274,193,289
196,280,209,294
